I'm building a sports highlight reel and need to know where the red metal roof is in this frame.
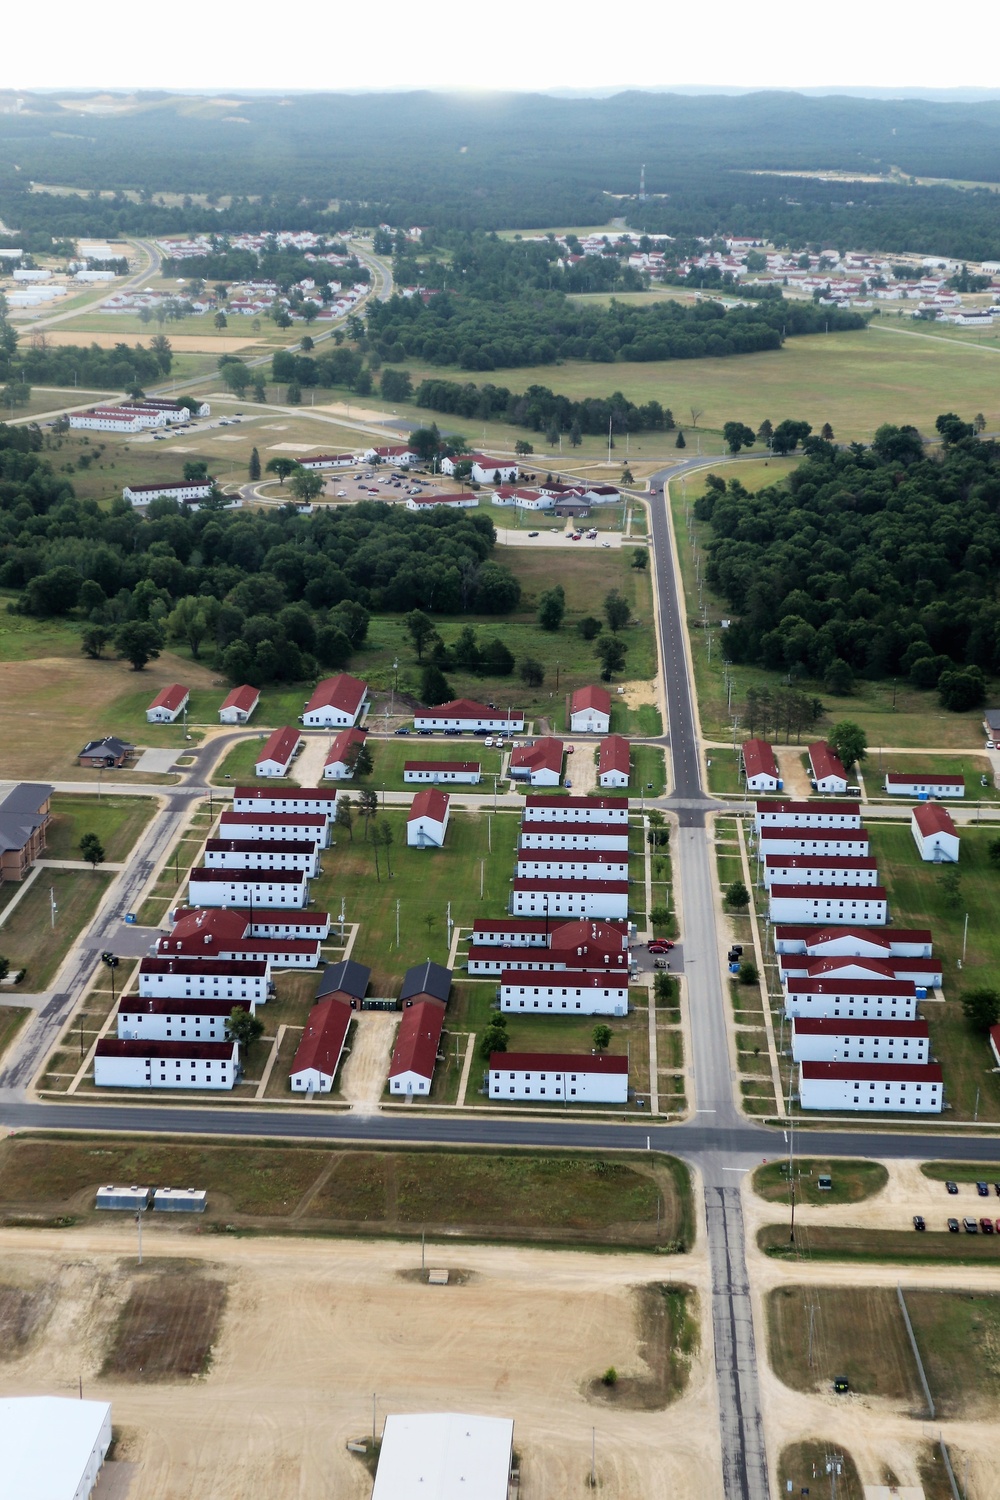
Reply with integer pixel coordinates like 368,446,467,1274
325,727,367,766
190,867,306,884
415,698,523,722
469,946,628,969
500,969,627,989
886,771,964,787
388,997,445,1081
407,493,473,506
304,673,367,716
756,800,860,815
518,849,626,866
520,821,625,839
510,737,564,774
408,788,450,823
234,786,337,805
219,812,326,829
760,828,869,844
803,956,896,978
96,1039,237,1061
912,802,958,836
289,997,352,1078
490,1052,628,1074
571,685,612,717
548,918,629,951
220,685,259,713
139,957,267,977
808,742,848,782
786,978,915,996
149,683,189,712
742,739,779,780
793,1017,928,1036
205,838,316,856
118,997,251,1018
598,735,631,777
774,925,932,947
800,1060,942,1082
256,726,301,769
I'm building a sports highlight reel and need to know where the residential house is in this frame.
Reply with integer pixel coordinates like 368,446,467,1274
569,686,611,734
742,739,780,792
808,742,849,794
403,761,481,785
218,685,260,724
0,783,52,883
146,685,189,723
77,737,133,769
323,728,368,780
288,997,353,1092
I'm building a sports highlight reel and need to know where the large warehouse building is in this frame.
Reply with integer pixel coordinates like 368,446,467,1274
372,1412,514,1500
0,1395,112,1500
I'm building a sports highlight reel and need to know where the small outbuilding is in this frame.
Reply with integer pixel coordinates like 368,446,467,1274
808,741,848,794
741,738,781,792
598,734,630,788
407,788,450,847
146,684,189,723
289,996,353,1092
323,727,368,780
256,726,302,778
911,802,960,862
95,1184,151,1211
373,1412,514,1500
219,685,260,724
153,1187,207,1212
316,957,372,1007
569,685,611,734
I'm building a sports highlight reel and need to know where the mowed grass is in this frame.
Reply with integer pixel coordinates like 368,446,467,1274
752,1159,888,1206
671,470,989,749
758,1222,1000,1265
0,1135,692,1246
1,870,112,990
905,1288,1000,1417
0,1006,30,1062
352,740,505,791
210,735,298,787
313,808,521,993
766,1286,923,1402
45,794,156,862
868,823,1000,1120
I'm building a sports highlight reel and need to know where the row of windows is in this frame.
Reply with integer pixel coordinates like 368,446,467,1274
852,1093,938,1104
788,1006,915,1017
493,1086,577,1096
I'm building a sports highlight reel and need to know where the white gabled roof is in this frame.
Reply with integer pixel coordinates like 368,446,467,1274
373,1412,513,1500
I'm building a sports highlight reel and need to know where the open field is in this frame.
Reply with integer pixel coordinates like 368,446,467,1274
867,823,1000,1122
37,326,270,352
922,1162,1000,1184
766,1286,923,1403
0,869,112,990
753,1160,888,1206
2,386,114,419
0,1230,716,1500
778,1443,863,1500
0,1136,692,1246
209,736,298,787
351,739,505,792
0,1006,30,1064
102,1267,227,1381
45,793,157,862
672,468,990,748
759,1223,1000,1265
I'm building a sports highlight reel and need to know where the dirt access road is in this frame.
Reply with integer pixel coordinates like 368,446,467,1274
0,1227,717,1500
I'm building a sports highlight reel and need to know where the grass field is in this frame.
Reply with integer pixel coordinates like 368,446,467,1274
766,1285,923,1402
0,1006,29,1062
868,823,1000,1121
209,736,298,787
922,1162,1000,1184
45,794,156,862
752,1159,888,1206
351,740,505,792
1,870,112,990
759,1222,1000,1264
778,1443,863,1500
0,1134,693,1246
671,469,989,750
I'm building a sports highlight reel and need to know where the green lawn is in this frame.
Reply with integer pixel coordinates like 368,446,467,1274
45,794,157,863
2,870,113,989
210,736,298,787
0,1005,30,1062
868,822,1000,1121
706,748,745,795
875,752,998,800
352,739,505,792
753,1159,888,1206
628,745,666,797
313,807,521,993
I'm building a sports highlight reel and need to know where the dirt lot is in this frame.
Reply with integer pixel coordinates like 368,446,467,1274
101,1264,227,1380
0,1227,718,1500
37,330,263,353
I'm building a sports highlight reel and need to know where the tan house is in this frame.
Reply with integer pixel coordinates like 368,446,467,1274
0,783,53,883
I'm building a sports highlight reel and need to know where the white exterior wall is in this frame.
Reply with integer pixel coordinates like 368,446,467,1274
912,817,960,863
188,875,307,908
519,827,629,851
219,703,258,724
523,802,628,824
232,792,335,818
256,752,296,777
123,483,212,504
413,711,523,732
775,932,931,958
472,460,517,483
799,1071,942,1113
500,981,628,1015
403,766,481,783
70,413,143,432
599,767,629,789
511,887,629,918
791,1024,929,1064
759,833,870,857
768,892,887,925
137,968,268,1003
570,707,611,733
515,762,561,787
303,703,363,728
94,1047,238,1090
204,843,319,875
389,1068,432,1094
783,991,918,1021
407,814,449,848
515,855,629,880
815,772,848,794
763,863,879,888
117,1006,250,1042
489,1064,628,1103
290,1064,336,1092
146,693,188,724
886,778,965,798
755,807,863,830
746,771,780,792
218,817,328,846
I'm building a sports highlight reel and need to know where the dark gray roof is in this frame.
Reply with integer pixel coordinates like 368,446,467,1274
316,958,371,1002
79,737,132,758
985,711,1000,730
0,783,52,816
399,960,452,1004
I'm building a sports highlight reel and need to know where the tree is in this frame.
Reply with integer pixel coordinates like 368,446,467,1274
214,312,227,329
823,657,854,696
936,412,975,446
595,635,627,681
481,637,515,676
300,335,314,352
374,819,394,877
227,1006,265,1053
115,621,162,671
480,1015,508,1060
352,741,374,778
287,381,302,405
828,720,867,772
738,960,759,985
689,406,704,427
675,431,686,449
420,664,453,705
519,657,545,687
222,361,250,396
629,549,648,570
592,1023,612,1051
335,794,354,842
974,412,987,434
183,460,209,482
315,625,352,669
770,419,812,454
569,420,582,448
265,457,298,486
603,589,630,633
405,609,436,661
939,667,987,712
725,879,749,910
821,422,835,441
290,468,324,504
79,833,105,870
80,625,111,660
0,954,8,984
620,467,634,485
757,418,773,445
722,421,756,454
577,616,602,641
358,787,378,838
167,596,209,658
538,586,565,632
248,447,261,481
514,440,534,456
961,987,1000,1033
989,837,1000,869
939,865,962,910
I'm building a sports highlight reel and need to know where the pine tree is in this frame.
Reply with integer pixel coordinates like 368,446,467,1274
249,447,261,481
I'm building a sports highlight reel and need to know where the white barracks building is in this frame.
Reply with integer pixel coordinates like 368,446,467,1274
791,1016,930,1064
137,956,270,1005
94,1038,239,1090
499,970,629,1016
799,1060,943,1113
768,884,888,926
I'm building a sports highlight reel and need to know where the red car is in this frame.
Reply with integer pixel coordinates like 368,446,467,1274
648,940,674,954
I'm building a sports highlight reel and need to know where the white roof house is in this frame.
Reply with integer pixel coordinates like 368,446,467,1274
373,1413,514,1500
0,1397,112,1500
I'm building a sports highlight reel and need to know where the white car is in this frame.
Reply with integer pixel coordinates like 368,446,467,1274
337,490,347,497
484,736,495,747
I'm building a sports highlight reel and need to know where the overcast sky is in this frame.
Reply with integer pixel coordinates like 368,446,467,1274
2,0,992,93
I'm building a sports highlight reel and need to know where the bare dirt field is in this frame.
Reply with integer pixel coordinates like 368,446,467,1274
35,330,263,354
0,1227,717,1500
101,1264,226,1381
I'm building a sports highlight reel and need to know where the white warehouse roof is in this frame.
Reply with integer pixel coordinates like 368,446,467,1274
373,1412,514,1500
0,1395,111,1500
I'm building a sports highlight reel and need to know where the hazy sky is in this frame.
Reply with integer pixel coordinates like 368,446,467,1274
2,0,991,93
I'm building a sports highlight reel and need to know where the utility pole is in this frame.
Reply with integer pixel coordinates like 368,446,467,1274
963,912,969,963
135,1206,144,1265
50,886,57,930
395,899,400,949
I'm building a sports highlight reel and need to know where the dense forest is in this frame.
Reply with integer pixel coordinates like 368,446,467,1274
0,423,522,687
695,419,1000,708
3,91,1000,255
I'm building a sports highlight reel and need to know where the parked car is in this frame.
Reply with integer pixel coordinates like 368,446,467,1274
964,1218,979,1233
982,1218,995,1234
417,728,433,736
444,727,462,736
394,727,411,736
337,490,347,497
946,1181,959,1194
994,1183,1000,1197
484,737,495,747
648,940,674,954
528,530,539,537
913,1215,926,1231
978,1181,990,1196
566,745,574,754
948,1218,960,1233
